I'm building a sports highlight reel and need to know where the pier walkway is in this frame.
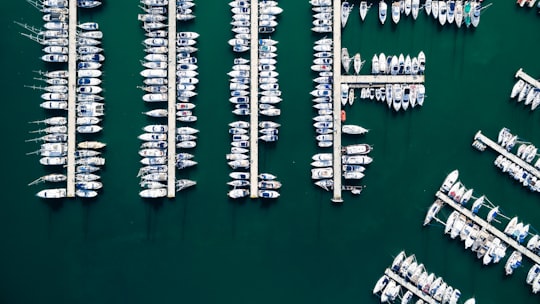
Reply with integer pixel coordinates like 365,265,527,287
515,68,540,89
343,75,425,87
66,0,77,197
249,0,259,198
167,0,177,197
331,0,343,203
384,268,438,304
474,131,540,180
436,190,540,266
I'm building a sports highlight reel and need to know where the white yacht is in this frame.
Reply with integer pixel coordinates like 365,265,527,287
36,188,67,198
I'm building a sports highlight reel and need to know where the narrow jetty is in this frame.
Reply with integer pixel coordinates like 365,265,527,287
249,0,259,198
436,190,540,266
515,68,540,89
66,0,78,197
474,130,540,180
331,0,343,203
167,0,177,197
343,75,425,87
384,269,438,304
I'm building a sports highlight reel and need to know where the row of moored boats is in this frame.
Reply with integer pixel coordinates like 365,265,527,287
226,0,283,199
137,0,198,198
489,127,540,192
510,73,540,111
425,170,540,293
373,250,475,304
23,0,106,199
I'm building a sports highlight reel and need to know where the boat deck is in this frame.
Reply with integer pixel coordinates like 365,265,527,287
515,68,540,89
249,0,259,198
343,74,425,87
167,0,177,197
435,190,540,266
474,130,540,180
331,0,343,203
383,268,438,304
66,0,77,197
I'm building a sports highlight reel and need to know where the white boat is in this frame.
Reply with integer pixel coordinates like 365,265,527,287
359,1,369,21
76,181,102,190
510,79,525,99
342,155,373,165
455,0,463,26
340,83,349,106
140,188,167,198
411,0,420,19
343,144,372,155
391,2,401,24
343,171,364,179
36,188,67,198
258,190,280,199
423,199,443,226
432,0,439,18
372,275,389,294
447,0,456,24
470,1,480,27
353,53,363,75
504,251,522,275
438,0,448,26
311,168,333,179
371,54,379,74
441,169,459,192
527,264,540,285
78,22,99,31
379,0,388,24
177,141,197,149
228,188,249,199
341,1,354,28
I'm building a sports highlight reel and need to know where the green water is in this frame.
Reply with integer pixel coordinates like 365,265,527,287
2,1,540,303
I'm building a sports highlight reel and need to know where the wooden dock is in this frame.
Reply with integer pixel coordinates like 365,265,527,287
515,68,540,89
343,74,425,87
435,191,540,266
167,0,177,197
66,0,77,197
383,268,438,304
331,0,343,203
249,0,259,198
474,130,540,180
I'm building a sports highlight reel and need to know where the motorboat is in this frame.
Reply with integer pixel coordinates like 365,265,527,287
411,0,420,19
372,275,389,294
391,2,401,24
379,0,388,24
504,251,522,275
470,1,480,27
359,1,369,21
447,0,456,24
341,1,354,28
36,188,67,198
258,190,280,199
341,155,373,165
441,169,459,192
342,144,372,155
311,168,333,179
455,0,463,27
438,0,447,26
140,188,167,198
228,188,249,199
424,199,443,226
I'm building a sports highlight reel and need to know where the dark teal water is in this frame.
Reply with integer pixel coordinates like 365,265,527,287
2,1,540,303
